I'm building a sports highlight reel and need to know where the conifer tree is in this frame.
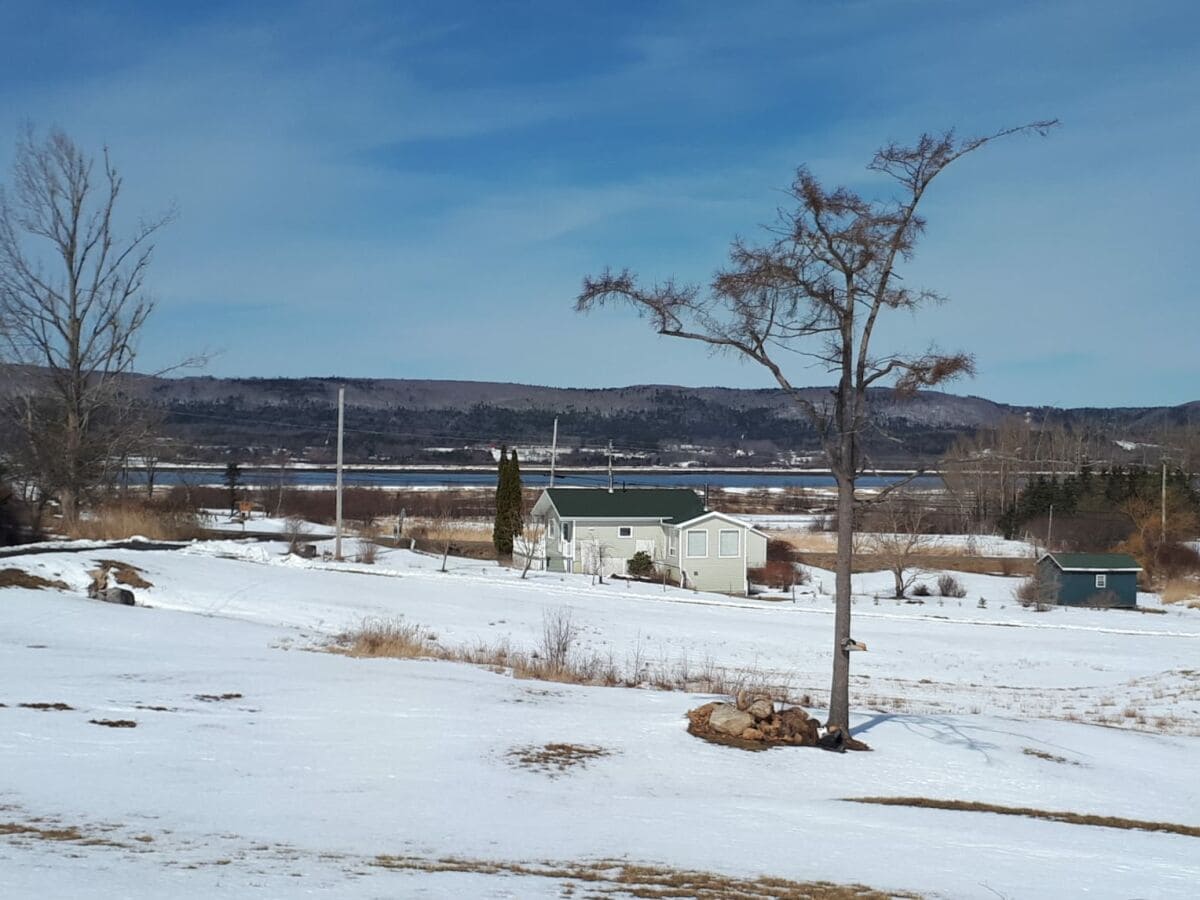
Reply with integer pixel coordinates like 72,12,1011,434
492,446,512,555
506,449,524,539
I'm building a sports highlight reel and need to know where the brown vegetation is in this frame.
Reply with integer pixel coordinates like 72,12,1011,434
67,504,202,541
371,854,917,899
847,797,1200,838
92,560,152,589
0,568,68,591
506,743,612,776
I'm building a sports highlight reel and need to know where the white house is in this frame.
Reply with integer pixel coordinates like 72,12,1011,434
529,487,768,594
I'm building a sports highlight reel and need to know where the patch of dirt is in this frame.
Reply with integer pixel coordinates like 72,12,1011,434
92,560,153,589
506,743,612,776
846,797,1200,838
134,704,173,712
89,719,137,728
195,693,242,702
1021,747,1081,766
0,568,68,591
18,702,74,711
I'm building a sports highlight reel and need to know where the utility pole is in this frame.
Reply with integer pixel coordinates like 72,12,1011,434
1162,459,1168,545
607,440,613,493
1046,504,1053,551
335,386,345,560
549,417,558,487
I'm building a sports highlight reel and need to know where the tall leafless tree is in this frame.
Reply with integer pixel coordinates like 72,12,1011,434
0,127,176,523
576,122,1056,732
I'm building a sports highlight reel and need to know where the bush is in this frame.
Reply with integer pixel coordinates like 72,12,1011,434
748,560,805,591
766,538,799,562
626,551,655,578
1015,570,1058,611
911,582,931,597
937,573,968,598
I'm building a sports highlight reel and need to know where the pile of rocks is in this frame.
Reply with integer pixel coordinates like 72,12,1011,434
686,693,869,752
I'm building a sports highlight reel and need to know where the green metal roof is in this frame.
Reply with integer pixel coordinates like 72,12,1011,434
543,488,706,524
1042,552,1143,572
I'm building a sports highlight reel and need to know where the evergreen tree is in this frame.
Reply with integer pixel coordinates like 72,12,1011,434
492,446,512,555
224,462,241,514
506,449,524,539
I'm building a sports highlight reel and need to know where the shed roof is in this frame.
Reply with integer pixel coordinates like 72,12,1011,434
541,488,706,524
1040,552,1143,572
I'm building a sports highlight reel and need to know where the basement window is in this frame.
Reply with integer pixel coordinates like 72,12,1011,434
618,526,632,538
1095,574,1107,589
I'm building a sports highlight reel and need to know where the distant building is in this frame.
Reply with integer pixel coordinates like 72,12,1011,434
1036,552,1142,607
530,487,767,594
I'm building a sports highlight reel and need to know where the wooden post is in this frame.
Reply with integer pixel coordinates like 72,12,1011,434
335,386,345,560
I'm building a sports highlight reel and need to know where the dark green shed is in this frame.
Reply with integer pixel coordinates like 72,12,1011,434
1036,553,1142,608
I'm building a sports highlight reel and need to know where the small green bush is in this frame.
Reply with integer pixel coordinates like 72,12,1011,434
627,551,655,578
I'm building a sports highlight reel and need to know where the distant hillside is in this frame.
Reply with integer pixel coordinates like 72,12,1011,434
94,375,1198,465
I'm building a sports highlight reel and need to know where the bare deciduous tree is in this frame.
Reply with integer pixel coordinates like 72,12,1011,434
581,534,611,585
0,127,177,523
864,493,931,599
576,122,1056,731
514,517,546,579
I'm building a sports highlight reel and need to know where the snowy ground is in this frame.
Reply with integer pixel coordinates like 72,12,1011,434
2,540,1199,898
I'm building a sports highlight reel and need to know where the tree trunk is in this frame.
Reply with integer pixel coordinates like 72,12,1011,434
892,567,906,599
828,473,855,731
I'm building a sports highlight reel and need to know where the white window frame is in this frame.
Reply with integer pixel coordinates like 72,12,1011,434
685,529,708,558
1095,573,1107,589
549,519,557,537
718,529,740,558
617,526,633,538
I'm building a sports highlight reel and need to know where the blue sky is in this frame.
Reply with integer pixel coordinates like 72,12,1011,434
1,0,1197,407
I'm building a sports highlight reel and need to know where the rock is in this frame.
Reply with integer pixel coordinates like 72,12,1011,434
817,727,846,752
98,587,135,606
741,727,764,741
686,702,717,730
747,698,774,720
708,704,754,736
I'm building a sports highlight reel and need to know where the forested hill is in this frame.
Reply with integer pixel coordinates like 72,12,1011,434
101,375,1200,465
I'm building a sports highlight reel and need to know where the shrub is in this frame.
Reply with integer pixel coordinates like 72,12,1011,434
937,573,968,598
748,560,804,590
911,582,931,597
1161,578,1200,606
1015,569,1059,611
355,539,379,564
626,551,655,578
766,538,799,562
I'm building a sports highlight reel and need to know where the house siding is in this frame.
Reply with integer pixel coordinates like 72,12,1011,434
678,519,750,594
1037,558,1138,607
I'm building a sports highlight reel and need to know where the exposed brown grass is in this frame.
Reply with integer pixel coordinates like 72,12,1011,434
791,550,1031,577
371,855,917,899
1021,747,1079,765
0,568,68,591
506,743,612,776
328,617,800,700
847,797,1200,838
1160,578,1200,607
330,617,433,658
69,505,202,541
18,702,74,711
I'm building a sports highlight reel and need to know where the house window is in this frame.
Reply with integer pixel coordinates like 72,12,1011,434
1096,573,1107,589
686,530,708,558
719,529,740,557
562,522,572,541
618,526,632,538
549,520,557,537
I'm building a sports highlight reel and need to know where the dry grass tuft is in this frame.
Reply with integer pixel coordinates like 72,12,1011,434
847,797,1200,838
69,505,202,541
18,701,74,711
371,854,916,898
1160,578,1200,607
0,568,68,591
506,743,612,776
330,617,434,659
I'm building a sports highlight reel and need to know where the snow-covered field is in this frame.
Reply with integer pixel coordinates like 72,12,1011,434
2,540,1198,898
